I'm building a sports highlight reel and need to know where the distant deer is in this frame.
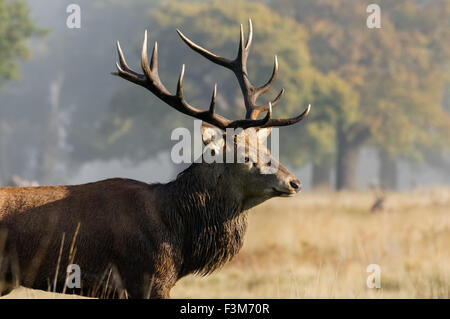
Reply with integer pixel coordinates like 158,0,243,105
369,184,386,213
0,20,310,298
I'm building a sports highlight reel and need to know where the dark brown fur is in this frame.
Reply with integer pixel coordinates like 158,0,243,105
0,163,263,298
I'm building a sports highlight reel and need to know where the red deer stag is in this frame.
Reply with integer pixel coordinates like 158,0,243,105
0,20,310,298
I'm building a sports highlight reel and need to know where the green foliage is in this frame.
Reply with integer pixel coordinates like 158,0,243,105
272,0,450,164
0,0,43,82
304,72,359,166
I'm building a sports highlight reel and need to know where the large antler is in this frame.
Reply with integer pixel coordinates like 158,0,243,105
177,19,310,127
113,31,271,130
114,21,310,130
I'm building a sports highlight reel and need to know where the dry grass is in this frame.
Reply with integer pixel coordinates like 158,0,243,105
171,187,450,298
1,287,90,299
2,188,449,299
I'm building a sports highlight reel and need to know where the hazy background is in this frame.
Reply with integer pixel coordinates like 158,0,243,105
1,0,449,190
1,0,450,299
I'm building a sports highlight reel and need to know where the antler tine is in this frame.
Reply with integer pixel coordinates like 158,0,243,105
237,24,246,63
261,104,311,128
176,64,185,98
114,42,145,84
141,30,153,79
237,19,254,70
255,55,278,99
245,19,253,51
209,84,217,114
140,30,171,95
117,41,130,70
150,42,158,72
176,29,232,68
252,88,285,117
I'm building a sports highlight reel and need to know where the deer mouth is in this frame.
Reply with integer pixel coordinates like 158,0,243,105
272,187,296,197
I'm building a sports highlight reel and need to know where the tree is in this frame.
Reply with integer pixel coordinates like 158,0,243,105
271,0,450,190
58,0,166,164
0,0,42,81
0,0,43,183
0,0,166,184
285,71,359,188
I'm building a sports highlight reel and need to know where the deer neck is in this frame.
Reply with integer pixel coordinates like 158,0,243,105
167,163,248,276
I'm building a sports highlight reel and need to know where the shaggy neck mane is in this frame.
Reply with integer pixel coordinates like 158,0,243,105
165,163,248,277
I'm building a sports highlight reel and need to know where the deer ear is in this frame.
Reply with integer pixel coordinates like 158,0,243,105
256,128,272,143
201,122,224,146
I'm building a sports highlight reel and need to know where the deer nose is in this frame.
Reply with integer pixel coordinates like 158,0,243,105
289,179,302,192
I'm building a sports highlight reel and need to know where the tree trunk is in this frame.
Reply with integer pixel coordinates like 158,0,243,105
336,143,360,190
378,149,397,190
37,74,64,184
312,162,331,189
336,126,362,190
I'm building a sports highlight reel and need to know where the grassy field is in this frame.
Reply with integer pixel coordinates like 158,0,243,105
2,188,450,299
172,188,450,298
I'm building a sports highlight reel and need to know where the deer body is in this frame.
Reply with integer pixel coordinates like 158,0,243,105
0,20,310,298
0,165,249,298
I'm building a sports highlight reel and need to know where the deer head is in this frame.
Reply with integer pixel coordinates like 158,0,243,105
114,20,310,209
